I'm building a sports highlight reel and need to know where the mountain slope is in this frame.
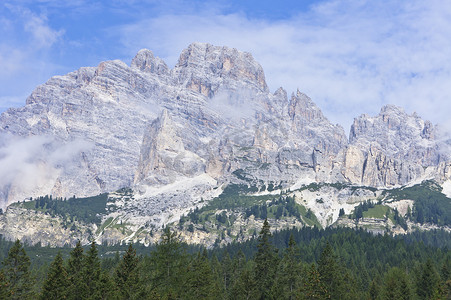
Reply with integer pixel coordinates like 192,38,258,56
0,43,450,246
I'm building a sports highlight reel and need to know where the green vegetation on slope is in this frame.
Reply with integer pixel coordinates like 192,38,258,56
13,193,110,225
384,180,451,226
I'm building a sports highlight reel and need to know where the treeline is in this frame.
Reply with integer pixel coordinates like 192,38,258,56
0,224,450,299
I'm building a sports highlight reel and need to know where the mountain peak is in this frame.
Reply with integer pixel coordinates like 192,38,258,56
131,49,169,75
173,43,268,93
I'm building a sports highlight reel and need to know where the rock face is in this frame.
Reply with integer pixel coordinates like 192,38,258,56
346,105,441,187
0,42,449,218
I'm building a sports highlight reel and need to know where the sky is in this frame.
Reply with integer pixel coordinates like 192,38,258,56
1,0,451,133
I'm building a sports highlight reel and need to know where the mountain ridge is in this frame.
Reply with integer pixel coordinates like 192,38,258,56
0,42,450,246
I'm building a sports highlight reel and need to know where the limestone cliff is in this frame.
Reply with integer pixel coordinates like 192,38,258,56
0,43,450,246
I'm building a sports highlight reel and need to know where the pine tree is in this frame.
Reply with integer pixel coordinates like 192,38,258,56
115,243,144,299
441,257,450,282
83,242,102,299
221,251,233,294
66,240,86,300
254,218,278,299
0,271,9,299
40,252,69,300
97,271,116,300
209,254,223,297
317,242,342,298
228,250,257,299
150,227,188,297
2,239,34,299
302,263,329,299
185,249,216,299
231,260,258,300
417,259,440,299
273,234,302,299
368,278,380,300
382,267,412,300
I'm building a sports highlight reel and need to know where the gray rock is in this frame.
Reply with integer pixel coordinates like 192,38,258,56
0,42,449,229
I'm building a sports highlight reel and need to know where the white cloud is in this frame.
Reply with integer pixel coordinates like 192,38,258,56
0,4,65,110
113,0,451,133
22,11,64,48
207,87,260,121
0,134,93,208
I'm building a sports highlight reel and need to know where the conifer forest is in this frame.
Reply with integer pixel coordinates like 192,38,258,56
0,221,450,299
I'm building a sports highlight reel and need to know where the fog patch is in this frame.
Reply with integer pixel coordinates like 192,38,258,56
0,133,93,209
207,88,261,121
436,122,451,161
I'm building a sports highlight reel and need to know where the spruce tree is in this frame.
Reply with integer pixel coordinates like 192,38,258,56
150,227,188,297
83,242,102,300
0,271,9,299
417,259,440,299
317,242,344,299
254,218,278,299
382,267,412,300
221,251,233,294
302,263,329,299
2,239,34,299
185,249,216,299
273,234,301,299
229,250,256,299
40,252,69,300
368,278,380,300
115,243,140,299
232,260,258,300
440,256,450,282
66,240,86,300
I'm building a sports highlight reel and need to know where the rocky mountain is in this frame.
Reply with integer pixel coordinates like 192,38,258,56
0,43,450,246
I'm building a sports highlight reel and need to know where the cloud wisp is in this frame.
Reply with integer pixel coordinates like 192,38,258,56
0,134,93,209
0,3,65,109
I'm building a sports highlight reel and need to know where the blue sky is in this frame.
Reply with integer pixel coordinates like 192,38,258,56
1,0,451,133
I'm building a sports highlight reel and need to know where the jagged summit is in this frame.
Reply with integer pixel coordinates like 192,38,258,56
173,42,268,97
131,49,169,75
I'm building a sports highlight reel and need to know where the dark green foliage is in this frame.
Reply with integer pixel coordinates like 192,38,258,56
148,227,189,298
302,263,329,299
20,193,110,225
393,208,408,230
185,250,217,299
0,271,8,299
40,252,69,300
66,241,85,300
416,259,441,299
114,244,140,299
254,219,278,299
0,224,451,299
351,200,375,220
382,267,413,300
386,180,451,226
1,240,34,299
272,234,302,299
82,242,102,299
246,196,302,220
368,277,381,300
317,242,355,299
